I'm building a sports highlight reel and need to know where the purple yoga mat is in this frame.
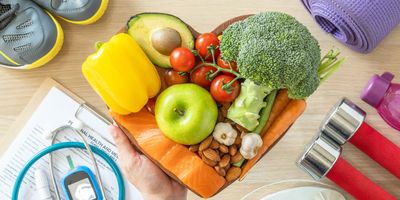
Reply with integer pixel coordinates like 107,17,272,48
301,0,400,53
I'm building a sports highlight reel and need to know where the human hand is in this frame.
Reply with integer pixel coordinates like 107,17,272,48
109,125,187,200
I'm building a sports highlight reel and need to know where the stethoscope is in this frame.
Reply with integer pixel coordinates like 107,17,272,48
11,105,125,200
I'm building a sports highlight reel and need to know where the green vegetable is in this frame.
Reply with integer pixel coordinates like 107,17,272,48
233,159,244,167
219,21,246,61
227,80,272,131
232,90,277,168
253,90,277,135
220,12,344,99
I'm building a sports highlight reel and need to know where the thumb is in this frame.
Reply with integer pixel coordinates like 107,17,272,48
109,125,138,157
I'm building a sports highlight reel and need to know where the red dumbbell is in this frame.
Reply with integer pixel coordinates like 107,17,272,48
298,136,396,200
320,98,400,179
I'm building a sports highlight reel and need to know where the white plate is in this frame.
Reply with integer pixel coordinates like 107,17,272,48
261,186,345,200
241,180,346,200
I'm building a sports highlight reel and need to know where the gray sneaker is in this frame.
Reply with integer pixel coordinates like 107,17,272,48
0,0,64,69
32,0,109,25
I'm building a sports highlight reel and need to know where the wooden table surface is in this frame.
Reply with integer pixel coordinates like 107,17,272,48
0,0,399,199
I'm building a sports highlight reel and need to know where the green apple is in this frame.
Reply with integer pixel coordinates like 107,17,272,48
155,83,218,145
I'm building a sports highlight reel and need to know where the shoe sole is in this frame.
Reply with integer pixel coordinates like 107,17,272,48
60,0,109,25
0,12,64,70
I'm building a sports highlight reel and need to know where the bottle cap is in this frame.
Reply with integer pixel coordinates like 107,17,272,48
361,72,394,107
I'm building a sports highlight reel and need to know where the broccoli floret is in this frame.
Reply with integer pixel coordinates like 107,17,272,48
220,12,336,99
288,71,320,99
219,21,246,61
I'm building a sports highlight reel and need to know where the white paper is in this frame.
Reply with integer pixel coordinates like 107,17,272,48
0,87,143,200
261,186,345,200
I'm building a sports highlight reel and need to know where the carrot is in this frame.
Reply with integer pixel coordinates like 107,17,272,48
261,89,290,135
239,99,306,180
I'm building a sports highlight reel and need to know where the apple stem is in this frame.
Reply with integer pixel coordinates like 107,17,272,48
174,108,185,116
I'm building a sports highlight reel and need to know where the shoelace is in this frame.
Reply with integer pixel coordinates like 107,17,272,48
0,3,19,30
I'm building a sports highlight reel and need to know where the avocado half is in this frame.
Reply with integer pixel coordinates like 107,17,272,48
127,13,195,68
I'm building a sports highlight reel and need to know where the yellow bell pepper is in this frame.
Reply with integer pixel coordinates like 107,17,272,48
82,33,161,115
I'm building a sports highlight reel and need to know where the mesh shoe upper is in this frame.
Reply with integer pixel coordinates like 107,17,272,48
0,0,59,67
32,0,102,22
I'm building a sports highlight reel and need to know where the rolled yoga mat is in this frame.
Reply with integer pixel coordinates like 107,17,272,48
301,0,400,53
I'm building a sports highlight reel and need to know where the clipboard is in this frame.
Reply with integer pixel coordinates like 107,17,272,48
0,78,111,155
0,78,143,199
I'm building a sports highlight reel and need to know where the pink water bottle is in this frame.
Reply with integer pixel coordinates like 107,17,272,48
361,72,400,131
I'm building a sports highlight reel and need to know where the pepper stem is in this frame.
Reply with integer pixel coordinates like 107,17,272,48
95,42,104,51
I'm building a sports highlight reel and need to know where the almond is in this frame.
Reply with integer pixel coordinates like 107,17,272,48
214,166,226,177
223,163,231,171
210,139,220,149
198,150,203,157
235,124,248,133
203,148,220,162
189,144,199,152
199,136,213,151
229,145,237,156
226,167,241,182
234,136,242,145
201,154,217,167
219,154,230,168
230,152,243,163
219,144,229,154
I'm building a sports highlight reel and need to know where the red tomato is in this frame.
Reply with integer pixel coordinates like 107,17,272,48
170,47,196,72
217,55,238,76
190,65,218,88
195,33,220,61
210,75,240,103
164,69,189,86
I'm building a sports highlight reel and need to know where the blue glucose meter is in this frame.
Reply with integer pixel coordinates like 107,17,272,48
61,166,103,200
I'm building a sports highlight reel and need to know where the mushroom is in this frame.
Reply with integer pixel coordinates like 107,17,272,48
151,27,182,55
240,133,263,159
212,122,238,146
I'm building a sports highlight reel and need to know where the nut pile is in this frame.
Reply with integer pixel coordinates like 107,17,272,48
189,135,243,182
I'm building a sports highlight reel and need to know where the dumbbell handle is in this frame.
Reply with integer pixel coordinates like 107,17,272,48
326,157,396,200
349,122,400,179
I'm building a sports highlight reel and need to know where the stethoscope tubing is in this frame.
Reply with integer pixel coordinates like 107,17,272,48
11,142,125,200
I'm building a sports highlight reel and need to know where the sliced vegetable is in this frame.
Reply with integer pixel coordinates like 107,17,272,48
239,99,306,180
170,47,196,72
210,75,240,103
227,80,273,131
82,33,161,115
253,90,277,135
262,89,290,133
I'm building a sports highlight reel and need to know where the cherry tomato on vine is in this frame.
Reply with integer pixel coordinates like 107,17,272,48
190,65,218,88
217,55,238,76
195,33,220,61
170,47,196,72
164,69,189,86
210,75,240,103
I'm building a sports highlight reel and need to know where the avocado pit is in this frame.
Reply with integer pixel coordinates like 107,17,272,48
151,27,182,56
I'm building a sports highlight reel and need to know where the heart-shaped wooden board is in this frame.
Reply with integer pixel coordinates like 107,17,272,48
111,14,294,198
